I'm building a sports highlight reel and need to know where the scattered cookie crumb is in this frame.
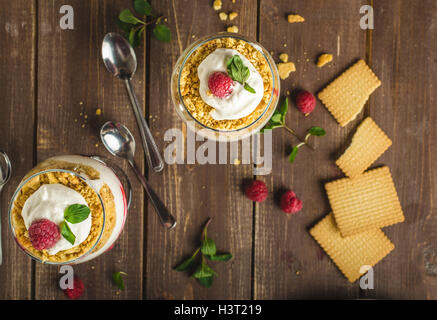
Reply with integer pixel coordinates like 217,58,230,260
232,0,236,3
233,159,241,165
95,108,102,115
79,112,83,116
286,90,290,95
213,0,222,11
317,53,333,67
229,12,238,21
84,114,88,119
202,185,206,189
287,14,305,23
219,12,228,21
279,53,289,63
227,25,239,33
277,62,296,80
95,143,99,148
91,266,95,270
81,124,85,128
283,43,287,48
79,101,84,105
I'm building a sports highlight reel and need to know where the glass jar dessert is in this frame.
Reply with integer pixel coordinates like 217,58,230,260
171,32,280,141
8,155,131,264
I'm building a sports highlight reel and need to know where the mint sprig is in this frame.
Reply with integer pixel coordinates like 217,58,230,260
59,204,91,245
261,97,326,164
112,271,128,290
174,218,232,288
226,55,256,94
118,0,171,47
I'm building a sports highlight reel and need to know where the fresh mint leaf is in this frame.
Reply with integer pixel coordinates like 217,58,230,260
118,9,143,24
192,263,217,279
134,0,152,16
117,19,132,36
201,238,216,256
307,126,326,137
226,55,255,94
174,249,200,271
197,276,213,288
207,253,233,262
60,222,75,245
112,271,127,290
244,83,256,94
271,113,282,123
279,97,289,122
64,204,91,224
289,146,300,164
153,24,171,42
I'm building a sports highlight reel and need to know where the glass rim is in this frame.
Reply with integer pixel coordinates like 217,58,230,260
8,168,106,265
174,32,280,133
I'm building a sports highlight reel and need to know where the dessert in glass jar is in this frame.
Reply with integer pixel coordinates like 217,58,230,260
171,32,280,141
8,155,131,264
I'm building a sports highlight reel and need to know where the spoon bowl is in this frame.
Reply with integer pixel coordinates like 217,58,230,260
100,121,136,161
0,151,11,187
102,33,137,80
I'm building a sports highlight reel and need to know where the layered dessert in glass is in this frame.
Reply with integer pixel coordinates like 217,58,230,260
8,155,129,264
171,33,280,141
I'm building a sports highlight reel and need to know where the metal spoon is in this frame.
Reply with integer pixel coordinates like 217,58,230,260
101,32,164,173
100,121,176,229
0,151,12,265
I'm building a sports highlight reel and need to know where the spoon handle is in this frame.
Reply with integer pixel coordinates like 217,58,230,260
129,160,176,229
124,79,164,173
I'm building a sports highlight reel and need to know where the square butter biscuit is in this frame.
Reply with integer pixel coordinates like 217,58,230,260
336,117,392,178
310,213,395,282
325,166,404,237
318,60,381,127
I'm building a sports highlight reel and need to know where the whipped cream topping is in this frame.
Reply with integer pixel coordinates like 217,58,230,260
197,48,264,120
22,184,92,255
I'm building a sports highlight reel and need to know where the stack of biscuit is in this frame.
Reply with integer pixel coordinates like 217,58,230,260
311,61,405,282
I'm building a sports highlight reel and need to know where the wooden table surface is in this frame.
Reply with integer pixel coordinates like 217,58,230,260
0,0,436,300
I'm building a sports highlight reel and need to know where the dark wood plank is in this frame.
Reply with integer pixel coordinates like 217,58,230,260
34,0,144,299
255,0,367,299
362,0,437,299
145,0,257,299
0,0,35,300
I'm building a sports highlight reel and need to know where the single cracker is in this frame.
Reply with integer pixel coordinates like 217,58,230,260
325,166,404,237
318,60,381,127
336,117,392,178
310,213,395,282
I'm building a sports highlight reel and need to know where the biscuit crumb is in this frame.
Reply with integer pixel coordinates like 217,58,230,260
206,90,213,96
286,90,290,95
79,101,84,105
219,12,228,21
277,62,296,80
233,159,241,165
279,53,289,63
213,0,222,11
95,108,102,115
229,12,238,21
317,53,333,68
227,25,239,33
232,0,236,3
95,143,99,147
287,14,305,23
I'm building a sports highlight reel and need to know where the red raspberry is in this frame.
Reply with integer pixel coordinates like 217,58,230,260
62,276,84,300
28,219,60,250
296,91,316,115
208,72,234,98
280,191,303,214
245,180,268,203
